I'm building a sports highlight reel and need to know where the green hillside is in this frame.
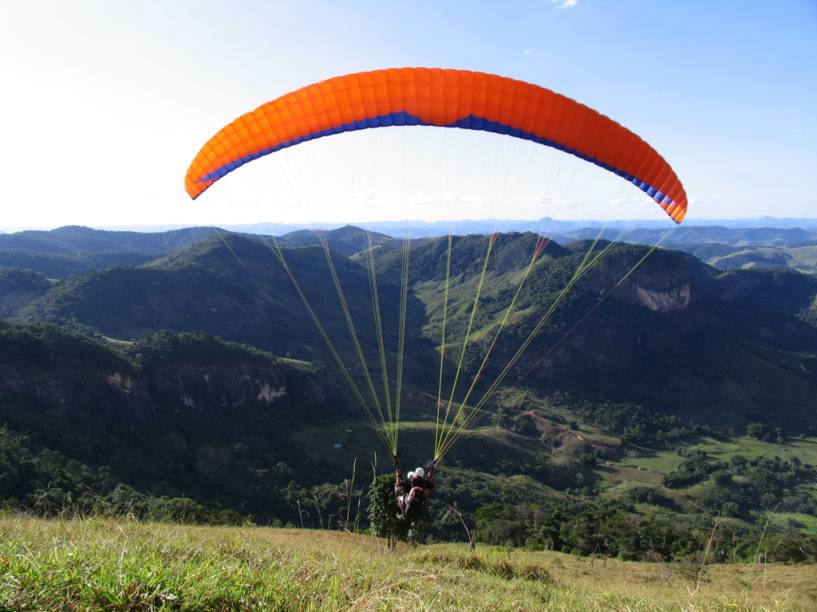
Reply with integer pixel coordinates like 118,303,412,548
374,234,817,431
281,224,395,256
0,249,158,280
17,234,427,368
2,518,815,610
13,231,817,433
2,320,817,563
0,269,52,317
704,244,817,274
562,225,817,249
0,225,223,255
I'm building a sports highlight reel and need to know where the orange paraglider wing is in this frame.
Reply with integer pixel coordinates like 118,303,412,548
186,68,687,222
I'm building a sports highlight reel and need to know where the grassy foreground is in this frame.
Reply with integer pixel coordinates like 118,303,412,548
1,516,816,610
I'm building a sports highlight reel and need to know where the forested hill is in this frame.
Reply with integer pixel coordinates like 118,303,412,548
6,222,817,277
558,225,817,248
0,225,396,279
280,224,394,256
14,235,420,366
0,225,223,255
375,233,817,431
7,230,817,433
0,226,227,279
0,324,349,520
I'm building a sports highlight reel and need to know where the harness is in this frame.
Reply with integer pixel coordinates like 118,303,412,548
394,458,435,524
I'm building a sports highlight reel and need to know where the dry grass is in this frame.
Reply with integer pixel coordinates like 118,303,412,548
1,515,815,610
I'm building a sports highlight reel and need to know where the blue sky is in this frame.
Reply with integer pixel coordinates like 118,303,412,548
1,0,815,229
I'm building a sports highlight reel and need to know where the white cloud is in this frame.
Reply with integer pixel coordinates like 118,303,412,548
552,0,578,8
609,197,643,207
523,48,534,55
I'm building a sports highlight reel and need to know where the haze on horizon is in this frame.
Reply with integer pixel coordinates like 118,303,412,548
1,0,815,232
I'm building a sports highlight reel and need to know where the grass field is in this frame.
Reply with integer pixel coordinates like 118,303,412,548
618,436,817,476
2,516,816,610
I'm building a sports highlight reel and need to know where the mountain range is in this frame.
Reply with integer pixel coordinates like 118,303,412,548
3,224,817,429
5,222,817,278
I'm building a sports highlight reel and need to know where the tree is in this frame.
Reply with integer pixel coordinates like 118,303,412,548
368,474,407,548
746,422,770,441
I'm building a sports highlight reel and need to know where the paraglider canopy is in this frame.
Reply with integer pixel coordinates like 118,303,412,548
185,67,687,222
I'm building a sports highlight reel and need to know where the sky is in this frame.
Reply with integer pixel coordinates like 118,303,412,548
1,0,815,231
